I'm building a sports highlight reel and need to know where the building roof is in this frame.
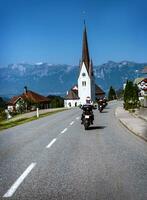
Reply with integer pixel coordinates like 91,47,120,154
65,84,105,100
7,96,23,105
141,66,147,74
141,78,147,83
134,77,145,85
82,24,90,71
65,89,80,100
8,90,50,105
72,84,78,91
21,90,49,103
95,84,105,95
80,23,93,77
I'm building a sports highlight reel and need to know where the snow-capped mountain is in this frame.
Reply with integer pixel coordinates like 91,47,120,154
0,61,146,97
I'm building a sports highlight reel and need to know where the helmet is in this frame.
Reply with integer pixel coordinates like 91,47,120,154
86,96,91,104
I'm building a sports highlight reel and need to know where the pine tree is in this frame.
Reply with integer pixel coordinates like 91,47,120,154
123,80,139,110
108,86,117,101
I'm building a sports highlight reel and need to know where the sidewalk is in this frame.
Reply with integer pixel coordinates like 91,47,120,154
133,107,147,121
115,106,147,142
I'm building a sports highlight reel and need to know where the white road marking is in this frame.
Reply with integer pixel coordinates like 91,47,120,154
70,121,74,125
46,138,57,148
3,163,36,198
46,138,57,149
60,128,68,134
76,117,80,120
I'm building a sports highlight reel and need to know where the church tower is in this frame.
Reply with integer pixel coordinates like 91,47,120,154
78,23,95,105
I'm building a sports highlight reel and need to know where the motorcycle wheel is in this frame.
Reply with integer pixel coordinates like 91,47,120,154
84,120,89,130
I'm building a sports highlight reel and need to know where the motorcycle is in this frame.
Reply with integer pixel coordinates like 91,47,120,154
98,104,103,112
97,98,108,112
81,105,94,130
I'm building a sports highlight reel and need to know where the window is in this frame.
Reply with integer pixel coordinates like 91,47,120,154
82,72,86,77
82,81,86,86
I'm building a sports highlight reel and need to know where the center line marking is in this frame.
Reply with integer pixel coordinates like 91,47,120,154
70,121,74,125
46,138,57,148
3,162,36,198
61,128,67,134
76,117,80,120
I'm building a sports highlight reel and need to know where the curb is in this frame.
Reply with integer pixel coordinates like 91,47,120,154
115,108,147,142
138,115,147,122
118,118,147,142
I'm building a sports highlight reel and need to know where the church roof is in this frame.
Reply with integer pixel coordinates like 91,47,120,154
95,84,105,95
82,24,90,71
65,84,105,100
65,89,80,100
80,23,93,77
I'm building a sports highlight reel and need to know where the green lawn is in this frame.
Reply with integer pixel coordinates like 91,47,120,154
0,109,67,131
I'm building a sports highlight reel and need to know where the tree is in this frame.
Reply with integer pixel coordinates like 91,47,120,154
16,99,26,113
108,86,117,101
123,80,139,110
47,95,64,108
0,97,7,121
116,88,124,99
0,97,6,109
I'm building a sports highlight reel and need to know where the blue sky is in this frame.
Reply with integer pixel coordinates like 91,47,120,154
0,0,147,66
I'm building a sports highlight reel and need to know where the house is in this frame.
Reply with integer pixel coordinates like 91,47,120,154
134,78,147,107
7,87,50,112
64,24,105,108
141,66,147,74
139,78,147,107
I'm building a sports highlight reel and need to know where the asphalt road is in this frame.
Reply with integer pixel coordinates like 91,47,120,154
0,101,147,200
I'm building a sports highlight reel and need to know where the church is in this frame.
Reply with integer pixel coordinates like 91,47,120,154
64,24,105,108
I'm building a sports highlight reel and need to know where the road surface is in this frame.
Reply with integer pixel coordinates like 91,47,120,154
0,101,147,200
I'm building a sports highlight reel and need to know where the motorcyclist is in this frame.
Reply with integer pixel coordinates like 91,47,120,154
81,97,94,124
98,97,104,106
98,97,107,108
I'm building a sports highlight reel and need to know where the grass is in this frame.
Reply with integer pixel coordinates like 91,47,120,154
0,109,67,131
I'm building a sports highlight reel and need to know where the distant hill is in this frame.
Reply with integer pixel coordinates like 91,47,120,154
0,61,146,98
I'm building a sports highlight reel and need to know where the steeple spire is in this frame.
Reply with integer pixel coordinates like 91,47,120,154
82,22,90,71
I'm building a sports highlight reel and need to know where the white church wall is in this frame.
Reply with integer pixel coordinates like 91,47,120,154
78,63,91,105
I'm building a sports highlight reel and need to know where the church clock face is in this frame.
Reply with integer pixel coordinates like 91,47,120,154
82,72,86,77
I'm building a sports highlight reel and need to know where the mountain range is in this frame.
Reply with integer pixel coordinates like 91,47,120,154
0,61,146,98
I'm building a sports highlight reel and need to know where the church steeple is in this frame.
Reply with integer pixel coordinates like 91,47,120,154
78,22,96,105
82,22,90,72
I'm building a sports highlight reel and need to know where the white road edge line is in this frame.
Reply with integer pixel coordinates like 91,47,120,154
46,138,57,149
70,121,74,125
3,162,36,198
